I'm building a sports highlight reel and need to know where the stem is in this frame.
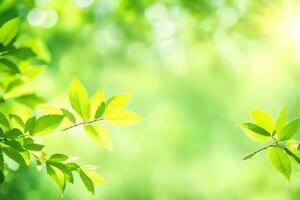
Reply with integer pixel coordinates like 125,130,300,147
62,117,104,131
249,138,282,156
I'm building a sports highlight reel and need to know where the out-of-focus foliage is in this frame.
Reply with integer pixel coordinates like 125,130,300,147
2,0,300,199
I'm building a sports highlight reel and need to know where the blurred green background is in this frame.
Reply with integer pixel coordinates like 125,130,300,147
2,0,300,199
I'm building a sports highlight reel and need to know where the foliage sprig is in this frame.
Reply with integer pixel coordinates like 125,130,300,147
0,17,141,195
241,108,300,181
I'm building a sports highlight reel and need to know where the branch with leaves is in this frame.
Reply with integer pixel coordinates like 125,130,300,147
0,17,141,195
240,108,300,181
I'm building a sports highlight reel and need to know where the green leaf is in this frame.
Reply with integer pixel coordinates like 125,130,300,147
267,147,291,180
15,94,45,109
24,117,36,133
0,58,19,74
21,151,31,166
5,140,24,151
48,154,69,162
49,162,73,183
90,89,105,119
284,147,300,166
9,114,25,129
84,124,113,151
275,107,287,133
95,102,105,119
240,123,271,142
66,162,80,172
251,109,274,133
0,169,4,185
104,94,129,115
79,169,95,195
5,128,22,139
61,108,76,124
242,152,256,160
104,109,141,126
24,143,44,151
9,47,35,60
31,115,64,136
0,17,21,46
46,163,66,192
0,113,10,131
5,79,24,93
82,167,106,185
287,140,300,157
2,147,28,167
278,119,300,141
69,77,91,121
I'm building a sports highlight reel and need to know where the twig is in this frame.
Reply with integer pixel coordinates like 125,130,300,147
62,117,104,131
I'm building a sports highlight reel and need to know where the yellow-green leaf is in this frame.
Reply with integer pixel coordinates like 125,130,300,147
278,119,300,141
84,124,112,151
79,169,94,195
0,17,21,46
9,114,25,130
275,107,287,133
240,123,271,142
104,94,129,115
251,109,274,133
46,163,66,192
267,147,291,180
69,77,91,121
31,115,64,136
82,167,106,185
104,109,141,126
90,89,105,119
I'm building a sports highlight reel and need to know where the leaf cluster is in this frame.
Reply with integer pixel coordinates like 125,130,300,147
0,17,141,195
241,108,300,181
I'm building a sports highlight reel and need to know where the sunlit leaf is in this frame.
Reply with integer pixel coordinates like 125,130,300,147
49,154,69,162
82,168,106,185
90,89,105,119
0,17,20,46
278,119,300,141
0,113,10,131
104,109,141,126
49,162,73,183
46,163,66,192
251,109,274,133
31,115,64,136
61,108,76,124
240,123,271,142
275,107,287,133
9,114,25,129
95,102,105,119
267,146,291,180
69,77,91,121
24,143,44,151
104,94,129,115
79,169,95,195
84,124,112,151
24,116,36,133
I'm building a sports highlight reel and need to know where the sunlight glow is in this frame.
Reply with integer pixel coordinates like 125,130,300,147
259,1,300,53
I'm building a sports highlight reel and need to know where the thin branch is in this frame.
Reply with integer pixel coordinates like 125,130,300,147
249,141,279,156
62,117,104,131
